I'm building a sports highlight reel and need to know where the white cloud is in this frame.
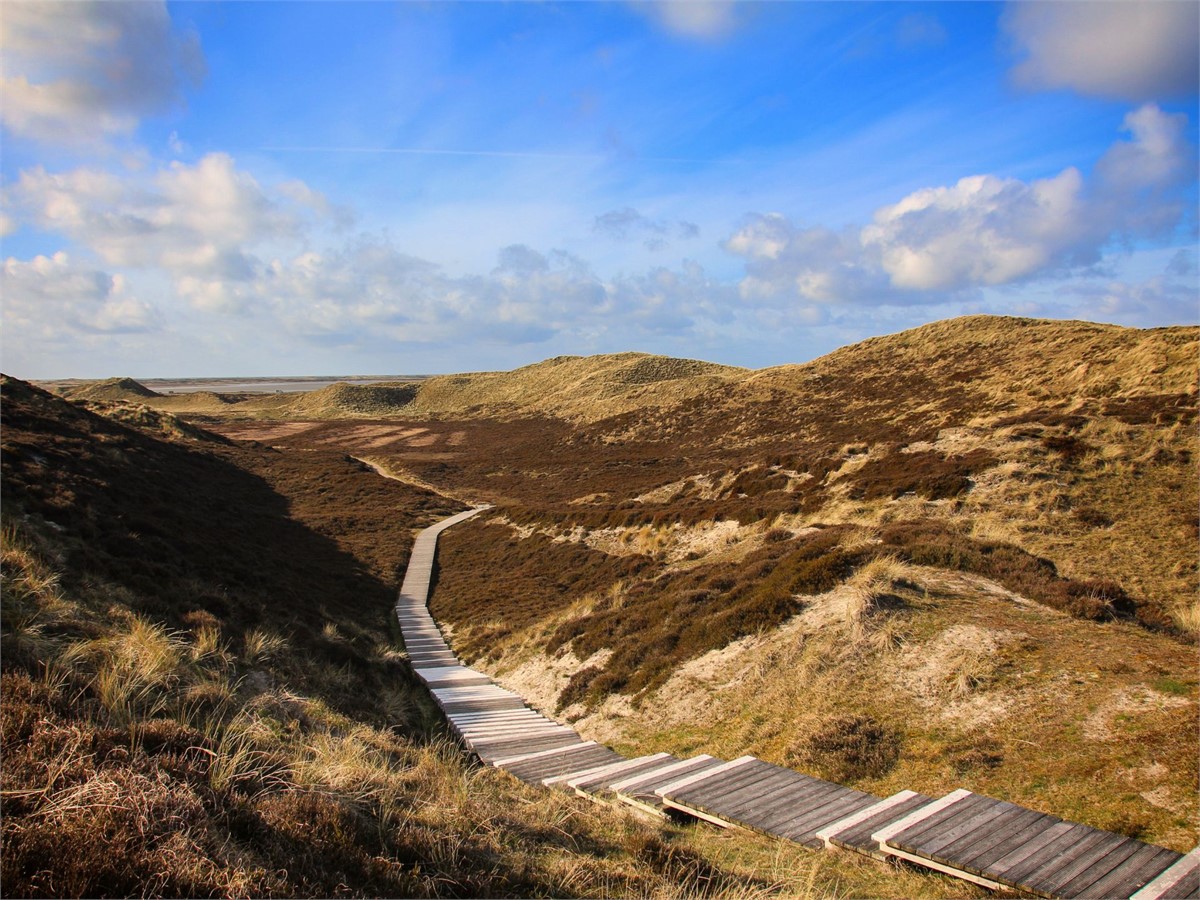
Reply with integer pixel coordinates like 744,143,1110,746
863,168,1091,290
7,153,329,313
724,214,890,303
1004,1,1199,101
1092,105,1195,236
1,1,205,145
2,251,160,336
632,1,740,40
725,104,1195,304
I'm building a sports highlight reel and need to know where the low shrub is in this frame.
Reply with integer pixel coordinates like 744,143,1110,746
790,714,901,783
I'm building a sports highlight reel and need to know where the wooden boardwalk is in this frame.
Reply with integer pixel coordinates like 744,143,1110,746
395,510,1198,900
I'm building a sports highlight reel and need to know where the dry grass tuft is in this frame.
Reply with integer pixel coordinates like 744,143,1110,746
842,555,917,641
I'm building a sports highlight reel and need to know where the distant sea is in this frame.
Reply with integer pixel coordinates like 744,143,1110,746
148,376,425,394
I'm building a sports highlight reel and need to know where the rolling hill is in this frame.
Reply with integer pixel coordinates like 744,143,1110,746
7,314,1197,895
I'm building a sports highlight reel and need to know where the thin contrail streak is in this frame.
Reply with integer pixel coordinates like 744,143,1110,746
260,145,727,164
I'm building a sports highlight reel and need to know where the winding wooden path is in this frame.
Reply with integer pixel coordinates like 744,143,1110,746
398,510,1198,900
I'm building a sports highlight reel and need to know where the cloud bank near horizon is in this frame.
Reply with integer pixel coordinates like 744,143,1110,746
1,1,1196,377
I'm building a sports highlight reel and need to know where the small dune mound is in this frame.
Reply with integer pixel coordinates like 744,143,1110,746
284,382,420,418
610,355,728,386
156,391,235,409
67,377,161,402
407,353,745,422
78,400,226,443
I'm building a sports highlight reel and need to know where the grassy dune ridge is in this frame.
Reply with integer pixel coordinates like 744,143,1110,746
211,315,1194,854
5,379,849,898
9,315,1198,895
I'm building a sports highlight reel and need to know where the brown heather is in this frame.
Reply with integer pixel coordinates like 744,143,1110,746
10,315,1199,895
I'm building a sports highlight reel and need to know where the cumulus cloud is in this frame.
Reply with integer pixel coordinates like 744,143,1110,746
3,252,160,336
1004,1,1199,101
863,168,1091,290
725,214,889,304
725,104,1195,305
7,153,330,313
1,1,205,145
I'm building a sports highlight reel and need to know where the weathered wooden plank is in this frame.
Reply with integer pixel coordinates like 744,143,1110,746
687,767,805,818
664,759,777,807
891,792,1000,851
996,822,1096,889
1031,830,1136,896
1055,836,1161,898
568,754,676,796
654,756,758,799
455,718,565,733
612,756,725,816
462,728,577,746
1129,846,1200,900
491,741,599,768
942,806,1051,875
772,790,881,848
611,756,718,795
440,698,529,714
1081,846,1182,900
449,710,544,724
969,816,1073,880
816,792,936,858
917,797,1027,862
1084,852,1187,900
872,788,974,851
504,746,625,784
870,790,1005,890
708,773,833,828
458,724,576,748
738,779,851,833
416,671,494,688
762,787,869,837
475,734,586,764
543,754,659,787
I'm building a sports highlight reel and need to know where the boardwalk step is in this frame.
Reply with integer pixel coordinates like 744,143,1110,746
610,755,726,818
815,790,936,860
657,755,880,848
874,790,1188,898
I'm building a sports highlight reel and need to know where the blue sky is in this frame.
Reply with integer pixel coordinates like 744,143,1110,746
2,1,1197,378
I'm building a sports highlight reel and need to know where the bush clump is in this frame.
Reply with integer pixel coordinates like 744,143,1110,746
790,714,901,783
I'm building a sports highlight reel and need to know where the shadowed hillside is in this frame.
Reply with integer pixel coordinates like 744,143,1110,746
5,377,840,898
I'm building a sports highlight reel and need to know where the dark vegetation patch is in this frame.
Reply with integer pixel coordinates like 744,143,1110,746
789,715,902,783
942,736,1005,775
848,449,997,501
535,527,864,698
879,520,1172,629
429,522,650,660
1101,393,1197,427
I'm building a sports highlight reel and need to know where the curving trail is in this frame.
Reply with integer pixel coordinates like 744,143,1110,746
397,511,1199,900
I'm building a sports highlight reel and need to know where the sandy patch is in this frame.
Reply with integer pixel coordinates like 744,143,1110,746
939,690,1017,730
893,624,1023,705
1083,685,1191,741
446,430,467,447
217,422,321,441
635,473,723,503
